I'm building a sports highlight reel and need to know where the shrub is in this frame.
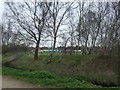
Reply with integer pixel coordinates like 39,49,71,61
28,71,56,79
2,44,31,54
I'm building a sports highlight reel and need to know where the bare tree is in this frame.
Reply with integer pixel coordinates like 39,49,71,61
61,33,70,53
46,2,73,63
76,2,92,55
76,2,85,54
106,2,120,55
6,1,50,60
67,3,78,55
4,1,119,57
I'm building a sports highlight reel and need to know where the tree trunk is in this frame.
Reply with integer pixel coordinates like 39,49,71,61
84,35,89,55
34,30,41,60
77,36,80,54
47,36,56,63
52,37,56,53
34,42,39,60
64,47,67,54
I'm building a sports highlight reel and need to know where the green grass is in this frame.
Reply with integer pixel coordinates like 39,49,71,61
2,53,120,88
2,67,101,88
59,73,120,87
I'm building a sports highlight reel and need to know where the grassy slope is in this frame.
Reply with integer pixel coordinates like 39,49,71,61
2,53,120,88
2,67,101,88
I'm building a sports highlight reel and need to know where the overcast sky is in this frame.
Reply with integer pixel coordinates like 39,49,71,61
0,0,4,23
1,0,119,47
0,0,119,23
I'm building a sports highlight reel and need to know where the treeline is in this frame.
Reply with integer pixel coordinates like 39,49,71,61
2,1,120,60
34,45,120,55
2,44,31,54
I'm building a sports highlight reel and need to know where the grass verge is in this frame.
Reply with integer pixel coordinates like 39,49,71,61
2,67,101,88
2,53,120,88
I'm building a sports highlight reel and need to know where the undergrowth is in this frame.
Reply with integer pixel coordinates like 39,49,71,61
2,67,101,88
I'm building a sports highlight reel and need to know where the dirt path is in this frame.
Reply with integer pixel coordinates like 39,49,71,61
2,75,41,88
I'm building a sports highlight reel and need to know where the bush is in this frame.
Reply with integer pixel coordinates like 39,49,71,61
2,44,31,54
97,55,112,59
28,71,56,79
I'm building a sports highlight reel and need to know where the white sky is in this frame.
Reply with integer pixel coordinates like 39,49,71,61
1,0,119,47
0,0,4,23
0,0,119,22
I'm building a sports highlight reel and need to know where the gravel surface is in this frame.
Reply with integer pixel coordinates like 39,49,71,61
2,75,41,88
